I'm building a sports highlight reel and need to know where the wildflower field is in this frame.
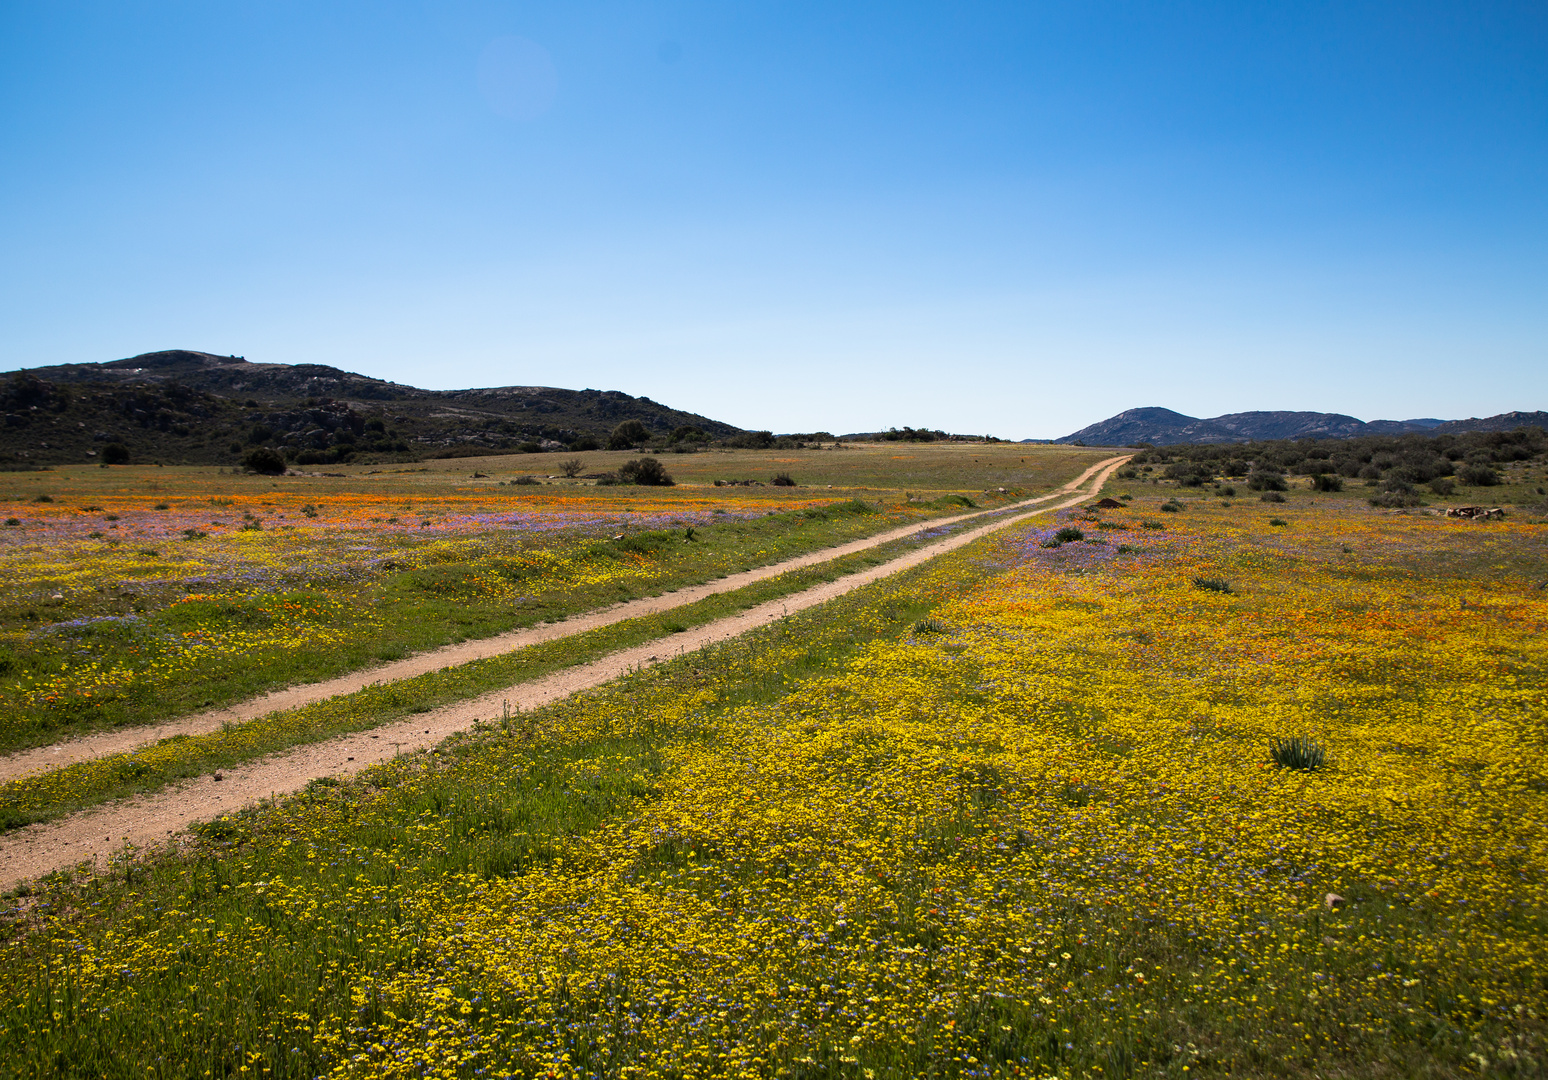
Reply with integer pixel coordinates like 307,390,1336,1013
1,479,1543,1078
0,448,1082,754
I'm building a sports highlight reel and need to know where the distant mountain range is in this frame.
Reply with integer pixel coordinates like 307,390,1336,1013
1054,407,1548,447
2,350,742,466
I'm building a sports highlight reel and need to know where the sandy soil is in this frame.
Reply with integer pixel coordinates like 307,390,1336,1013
0,457,1126,890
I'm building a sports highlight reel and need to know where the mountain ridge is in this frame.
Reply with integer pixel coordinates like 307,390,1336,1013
2,350,743,467
1056,407,1545,446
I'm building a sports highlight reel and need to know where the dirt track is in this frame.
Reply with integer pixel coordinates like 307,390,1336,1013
0,458,1120,785
0,457,1126,890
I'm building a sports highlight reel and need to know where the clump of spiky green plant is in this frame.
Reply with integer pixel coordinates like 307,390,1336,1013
1270,736,1326,772
913,618,949,635
1192,576,1233,593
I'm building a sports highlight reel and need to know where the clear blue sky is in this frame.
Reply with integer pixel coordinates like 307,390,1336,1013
2,2,1544,438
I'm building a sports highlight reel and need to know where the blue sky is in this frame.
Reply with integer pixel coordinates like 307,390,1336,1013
1,2,1544,439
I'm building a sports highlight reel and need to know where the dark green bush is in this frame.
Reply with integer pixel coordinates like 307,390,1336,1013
243,447,286,475
1192,577,1232,593
1054,526,1084,543
771,473,796,487
1368,491,1423,508
1164,462,1213,486
618,457,674,486
1248,469,1287,491
723,430,775,449
102,443,131,465
1270,736,1326,772
1458,463,1499,486
829,499,876,515
1429,477,1455,496
607,420,651,451
1260,491,1286,503
1309,473,1343,492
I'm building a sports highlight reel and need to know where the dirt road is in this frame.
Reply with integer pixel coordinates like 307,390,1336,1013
0,458,1122,784
0,457,1126,890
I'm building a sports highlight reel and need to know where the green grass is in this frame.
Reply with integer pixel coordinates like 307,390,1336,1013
0,549,970,1078
0,492,1027,754
0,526,969,830
1,495,1536,1079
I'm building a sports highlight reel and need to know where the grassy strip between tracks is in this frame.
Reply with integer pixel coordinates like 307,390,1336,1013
0,520,981,833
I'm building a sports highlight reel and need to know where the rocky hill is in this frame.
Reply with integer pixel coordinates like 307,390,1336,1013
1057,407,1544,446
1,350,742,467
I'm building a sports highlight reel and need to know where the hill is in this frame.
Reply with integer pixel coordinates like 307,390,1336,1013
1,350,742,467
1056,407,1543,446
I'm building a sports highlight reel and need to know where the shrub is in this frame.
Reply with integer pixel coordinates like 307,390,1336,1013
512,476,540,486
570,435,601,452
1222,486,1237,497
770,473,796,487
559,457,584,478
1309,473,1343,492
1429,477,1455,496
1269,517,1287,526
1248,469,1287,491
1159,500,1183,513
1368,491,1423,508
618,457,674,486
607,420,651,451
1140,520,1164,530
1457,463,1499,486
913,618,948,634
102,443,131,465
1054,526,1085,543
32,494,52,503
517,442,542,454
1270,736,1326,772
243,447,287,475
1260,491,1286,503
1192,577,1232,593
829,499,876,515
1164,462,1212,486
723,430,775,450
3,518,18,527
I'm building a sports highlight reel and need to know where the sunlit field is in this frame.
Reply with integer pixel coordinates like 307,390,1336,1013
2,473,1543,1078
0,446,1101,754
